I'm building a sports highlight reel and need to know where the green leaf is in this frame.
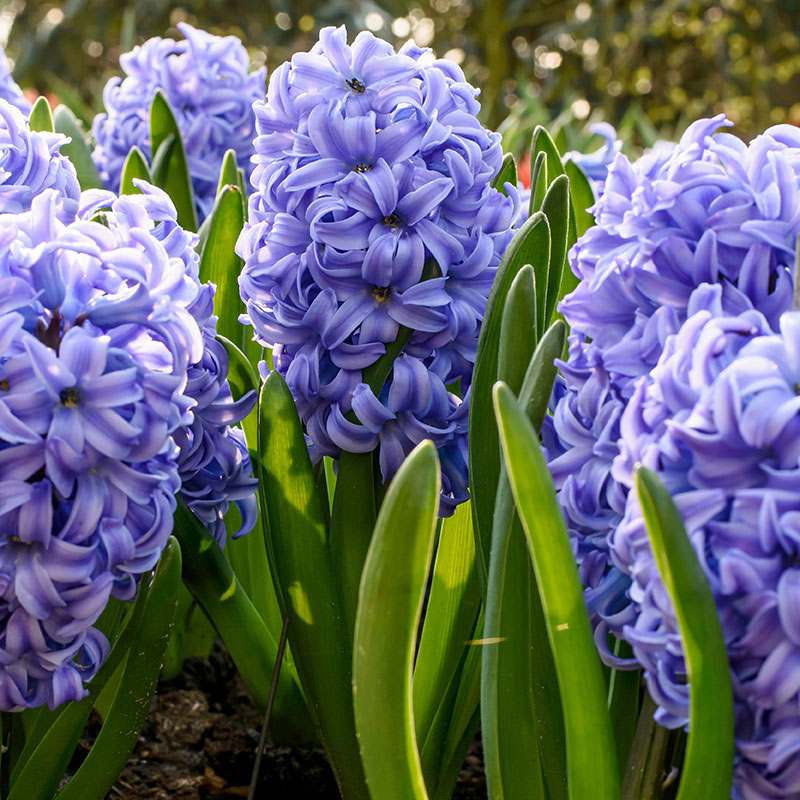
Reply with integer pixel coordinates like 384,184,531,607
197,186,246,345
532,125,567,185
469,212,550,593
517,319,566,433
160,582,217,679
258,371,368,798
217,335,258,400
481,486,545,800
498,265,538,393
329,450,377,641
216,148,240,196
530,150,548,215
492,153,518,196
540,175,570,330
353,440,440,800
413,499,480,750
8,574,153,800
55,538,182,800
149,90,198,231
494,382,620,799
634,467,734,800
53,105,104,190
607,639,641,781
119,146,151,196
28,96,54,132
565,160,595,237
173,502,311,739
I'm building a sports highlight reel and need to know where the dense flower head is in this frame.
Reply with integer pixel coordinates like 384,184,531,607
0,98,79,217
548,115,800,799
91,23,266,223
610,294,800,799
0,183,255,711
238,25,516,513
0,48,29,115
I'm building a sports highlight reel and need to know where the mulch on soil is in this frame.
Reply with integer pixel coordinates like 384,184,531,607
67,644,486,799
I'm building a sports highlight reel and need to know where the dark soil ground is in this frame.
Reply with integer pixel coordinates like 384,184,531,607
72,643,486,799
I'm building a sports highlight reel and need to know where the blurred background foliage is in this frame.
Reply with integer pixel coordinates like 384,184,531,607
3,0,799,157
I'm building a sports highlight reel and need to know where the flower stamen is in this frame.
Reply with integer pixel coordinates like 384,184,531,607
346,77,366,94
353,163,372,173
371,286,391,302
59,387,81,407
382,212,401,227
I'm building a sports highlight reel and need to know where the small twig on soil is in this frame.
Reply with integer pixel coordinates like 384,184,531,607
248,614,290,800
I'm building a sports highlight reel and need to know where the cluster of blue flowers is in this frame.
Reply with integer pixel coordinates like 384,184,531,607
0,46,29,115
92,23,266,223
237,26,517,513
0,99,255,710
547,115,800,797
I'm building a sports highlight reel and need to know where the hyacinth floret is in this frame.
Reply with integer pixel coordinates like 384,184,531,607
92,23,266,222
608,292,800,799
548,114,800,799
0,98,79,218
0,47,29,115
563,121,620,196
238,26,516,513
0,182,255,711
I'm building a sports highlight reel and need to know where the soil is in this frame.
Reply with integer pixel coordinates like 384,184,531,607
70,643,487,799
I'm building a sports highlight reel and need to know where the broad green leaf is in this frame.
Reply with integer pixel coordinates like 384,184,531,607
216,148,240,196
28,96,54,132
469,212,550,593
217,335,258,400
413,499,480,748
173,503,311,741
198,186,246,345
481,486,545,800
530,150,548,214
540,175,570,330
55,538,182,800
494,382,620,799
119,146,151,195
532,125,567,185
517,319,566,433
329,450,377,640
565,160,595,237
160,583,216,679
635,467,734,800
53,105,104,189
608,639,641,781
499,265,538,386
258,371,368,798
492,153,517,196
621,693,674,800
353,440,440,800
149,90,197,231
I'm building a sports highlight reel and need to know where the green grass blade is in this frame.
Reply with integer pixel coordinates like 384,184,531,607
353,440,440,800
635,467,734,800
494,382,620,799
469,212,550,594
492,152,517,196
540,174,570,329
55,538,182,800
565,160,595,237
413,499,480,745
258,371,368,798
28,96,54,132
53,105,104,189
197,185,246,345
119,146,151,195
149,89,198,231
